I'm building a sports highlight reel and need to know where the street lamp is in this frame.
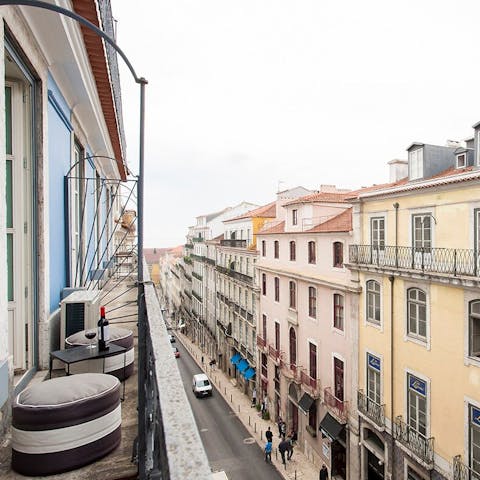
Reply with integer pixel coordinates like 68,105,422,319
0,0,149,476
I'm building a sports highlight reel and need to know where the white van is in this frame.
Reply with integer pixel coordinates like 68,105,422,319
192,373,212,397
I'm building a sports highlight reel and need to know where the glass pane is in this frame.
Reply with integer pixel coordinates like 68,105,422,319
5,86,12,155
7,233,13,301
6,159,13,228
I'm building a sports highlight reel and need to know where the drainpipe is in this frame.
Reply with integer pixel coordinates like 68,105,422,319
389,274,395,479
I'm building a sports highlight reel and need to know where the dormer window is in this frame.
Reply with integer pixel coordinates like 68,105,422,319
409,148,423,180
292,209,298,226
456,153,466,169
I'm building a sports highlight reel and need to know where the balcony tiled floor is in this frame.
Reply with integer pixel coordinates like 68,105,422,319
0,275,138,480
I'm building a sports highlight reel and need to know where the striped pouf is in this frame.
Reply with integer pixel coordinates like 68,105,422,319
12,373,121,476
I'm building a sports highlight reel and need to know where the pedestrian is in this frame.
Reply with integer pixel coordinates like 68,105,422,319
278,438,290,465
265,426,273,443
277,417,283,438
287,435,294,460
251,387,257,407
264,439,272,464
262,396,268,418
280,420,287,440
201,355,204,366
319,464,329,480
289,429,298,444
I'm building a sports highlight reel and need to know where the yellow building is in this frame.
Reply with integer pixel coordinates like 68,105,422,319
348,140,480,480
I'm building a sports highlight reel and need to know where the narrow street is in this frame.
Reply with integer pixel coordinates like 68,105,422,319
174,337,283,480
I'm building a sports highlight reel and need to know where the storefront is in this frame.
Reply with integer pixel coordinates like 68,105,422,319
319,412,347,479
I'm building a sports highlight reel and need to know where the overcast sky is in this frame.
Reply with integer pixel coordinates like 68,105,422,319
111,0,480,248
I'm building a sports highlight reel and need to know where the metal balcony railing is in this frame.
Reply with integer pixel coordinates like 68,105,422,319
256,335,266,348
349,245,480,278
357,390,385,429
300,370,317,391
216,265,253,285
139,268,211,478
453,455,480,480
192,271,203,281
393,416,434,467
324,387,348,423
268,344,280,362
220,239,247,248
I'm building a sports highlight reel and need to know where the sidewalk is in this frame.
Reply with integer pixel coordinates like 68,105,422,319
176,331,319,480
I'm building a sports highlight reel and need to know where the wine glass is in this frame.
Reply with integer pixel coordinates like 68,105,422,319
84,329,97,349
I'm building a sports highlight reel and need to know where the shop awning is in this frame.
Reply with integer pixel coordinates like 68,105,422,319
319,412,345,442
237,359,249,373
230,353,241,365
298,393,315,415
243,368,256,380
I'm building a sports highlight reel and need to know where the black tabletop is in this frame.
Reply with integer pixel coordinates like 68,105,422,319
50,343,126,365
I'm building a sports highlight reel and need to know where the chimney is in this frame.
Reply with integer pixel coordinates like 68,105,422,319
388,159,408,182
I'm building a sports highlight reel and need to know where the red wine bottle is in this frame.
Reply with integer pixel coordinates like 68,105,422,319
98,306,110,350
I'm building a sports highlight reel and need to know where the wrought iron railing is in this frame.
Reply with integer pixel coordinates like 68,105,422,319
349,245,480,277
192,271,203,281
257,335,266,348
300,370,317,391
357,390,385,428
220,239,247,248
324,387,348,423
216,265,253,285
453,454,480,480
393,416,434,467
268,344,280,361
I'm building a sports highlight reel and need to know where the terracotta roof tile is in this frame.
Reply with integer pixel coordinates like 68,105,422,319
225,202,276,222
306,208,352,233
285,192,351,206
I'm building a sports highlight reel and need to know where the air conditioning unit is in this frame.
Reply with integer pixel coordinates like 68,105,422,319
60,290,101,346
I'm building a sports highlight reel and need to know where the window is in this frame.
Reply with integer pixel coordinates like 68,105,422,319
262,273,267,295
289,328,297,366
289,241,296,261
412,214,432,252
261,353,268,379
371,217,385,249
292,209,298,225
407,288,427,341
367,354,381,405
475,208,480,254
262,314,267,340
308,241,316,264
262,240,266,257
308,287,317,318
469,404,480,476
308,400,317,430
274,277,280,302
334,357,344,401
333,294,344,331
366,280,381,324
275,322,280,351
309,342,317,380
457,153,467,169
407,374,427,437
274,240,279,259
333,242,343,268
469,300,480,358
289,281,296,309
409,148,423,180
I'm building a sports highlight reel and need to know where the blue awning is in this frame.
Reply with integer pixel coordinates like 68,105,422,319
243,368,256,380
230,353,241,365
237,359,249,373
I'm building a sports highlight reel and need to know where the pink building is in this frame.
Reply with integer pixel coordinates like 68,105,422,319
256,186,360,479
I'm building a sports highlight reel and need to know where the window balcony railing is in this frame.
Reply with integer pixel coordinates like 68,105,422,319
393,416,434,468
139,267,211,478
349,244,480,278
220,239,247,248
256,335,266,348
192,237,204,243
357,390,385,429
324,387,348,424
453,454,480,480
192,271,203,281
191,290,202,302
300,370,317,392
268,344,280,362
216,265,253,285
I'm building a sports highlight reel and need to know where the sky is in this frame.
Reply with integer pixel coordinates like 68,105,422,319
111,0,480,248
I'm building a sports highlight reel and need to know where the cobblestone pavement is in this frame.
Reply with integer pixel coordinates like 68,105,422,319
176,330,319,480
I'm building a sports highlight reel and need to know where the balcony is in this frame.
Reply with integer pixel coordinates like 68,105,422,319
349,244,480,278
393,416,434,468
183,256,192,265
256,335,266,349
281,362,300,382
300,370,318,393
453,455,480,480
192,237,204,243
268,344,281,363
184,243,193,249
216,265,253,285
220,239,247,248
324,387,348,424
357,390,385,430
192,271,203,281
191,289,202,302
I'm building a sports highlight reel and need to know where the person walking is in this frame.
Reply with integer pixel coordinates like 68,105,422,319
264,439,272,464
319,464,329,480
280,420,287,440
265,426,273,443
251,387,257,407
286,435,294,460
278,438,290,466
277,417,283,438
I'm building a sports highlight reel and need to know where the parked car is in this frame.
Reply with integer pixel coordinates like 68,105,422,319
192,373,212,397
168,334,175,343
172,346,180,358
